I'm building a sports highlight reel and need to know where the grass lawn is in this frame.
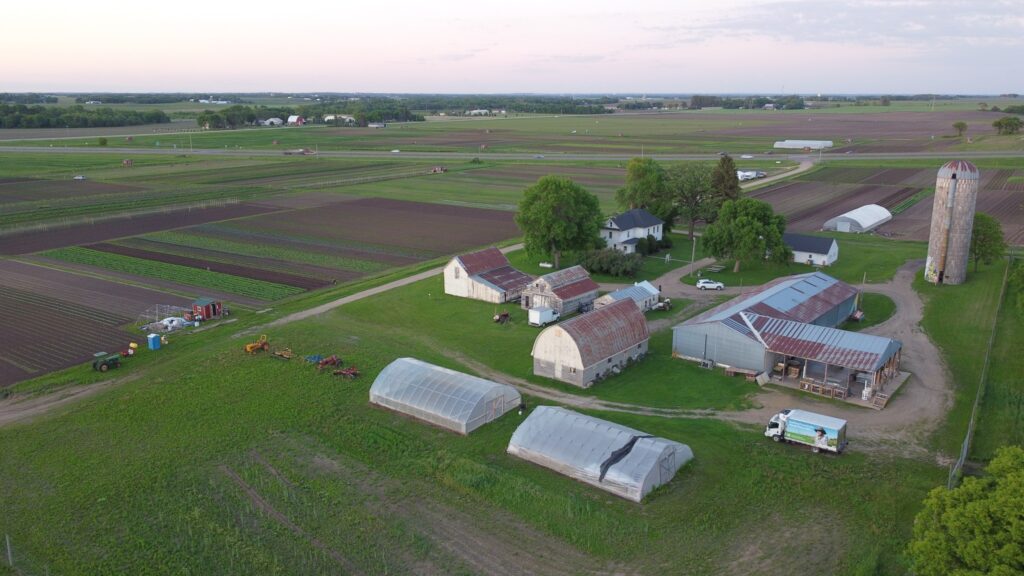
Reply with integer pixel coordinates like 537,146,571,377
0,273,946,576
915,259,1008,454
971,268,1024,460
681,235,926,288
507,233,706,284
841,293,896,332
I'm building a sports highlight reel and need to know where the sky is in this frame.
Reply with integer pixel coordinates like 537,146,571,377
2,0,1021,94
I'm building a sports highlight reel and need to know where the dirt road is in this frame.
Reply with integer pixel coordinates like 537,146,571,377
0,374,140,428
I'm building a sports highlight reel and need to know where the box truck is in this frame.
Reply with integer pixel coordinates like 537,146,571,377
764,408,847,454
528,307,559,327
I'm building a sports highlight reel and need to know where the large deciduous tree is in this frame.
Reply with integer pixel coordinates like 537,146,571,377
970,213,1006,272
666,162,715,240
702,198,790,273
993,116,1023,135
516,175,602,269
908,445,1024,576
711,154,742,204
615,157,674,225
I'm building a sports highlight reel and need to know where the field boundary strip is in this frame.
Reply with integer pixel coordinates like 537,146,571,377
948,256,1012,488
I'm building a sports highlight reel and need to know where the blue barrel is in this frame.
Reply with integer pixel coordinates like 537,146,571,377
147,333,161,350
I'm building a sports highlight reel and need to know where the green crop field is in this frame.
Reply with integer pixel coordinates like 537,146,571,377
42,247,303,301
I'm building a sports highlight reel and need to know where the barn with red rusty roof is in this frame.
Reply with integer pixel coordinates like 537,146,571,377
444,247,533,303
520,265,599,315
532,299,649,387
673,272,902,404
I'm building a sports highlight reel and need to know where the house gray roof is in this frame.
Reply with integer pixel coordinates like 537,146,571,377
600,282,658,307
783,233,836,256
606,208,663,231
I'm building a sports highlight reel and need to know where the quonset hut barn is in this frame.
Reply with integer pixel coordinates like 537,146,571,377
822,204,892,233
507,406,693,502
532,299,649,387
673,272,902,402
369,358,522,435
925,160,979,285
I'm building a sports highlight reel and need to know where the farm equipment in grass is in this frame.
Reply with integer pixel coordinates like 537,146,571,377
333,366,360,379
652,298,673,312
244,334,269,354
272,348,294,360
92,352,121,372
316,355,342,371
493,311,511,324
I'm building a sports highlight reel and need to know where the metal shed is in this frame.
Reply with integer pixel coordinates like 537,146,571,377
369,358,522,435
507,406,693,502
823,204,892,233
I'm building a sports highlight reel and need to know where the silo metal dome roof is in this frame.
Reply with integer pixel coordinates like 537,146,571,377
937,160,979,180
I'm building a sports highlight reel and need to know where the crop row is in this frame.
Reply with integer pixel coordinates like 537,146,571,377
43,247,303,301
200,222,438,260
143,231,392,273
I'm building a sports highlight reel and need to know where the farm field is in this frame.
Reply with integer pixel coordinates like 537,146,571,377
6,107,1023,154
0,285,140,387
749,162,1024,244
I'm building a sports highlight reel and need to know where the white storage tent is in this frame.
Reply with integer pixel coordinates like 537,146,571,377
507,406,693,502
370,358,522,434
823,204,892,233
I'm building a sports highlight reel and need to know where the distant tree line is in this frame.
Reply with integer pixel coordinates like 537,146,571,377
0,104,170,129
0,93,57,104
72,93,253,104
397,95,615,115
1002,105,1024,115
689,95,805,110
193,98,426,129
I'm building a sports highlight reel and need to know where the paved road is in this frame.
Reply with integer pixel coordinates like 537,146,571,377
2,145,1023,162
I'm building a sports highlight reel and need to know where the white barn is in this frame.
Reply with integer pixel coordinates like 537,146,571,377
773,140,834,150
532,299,649,388
782,233,839,266
444,247,533,303
594,281,660,311
507,406,693,502
823,204,892,233
601,208,664,254
370,358,522,435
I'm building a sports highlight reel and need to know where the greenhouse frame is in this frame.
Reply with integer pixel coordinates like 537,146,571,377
369,357,522,434
507,406,693,502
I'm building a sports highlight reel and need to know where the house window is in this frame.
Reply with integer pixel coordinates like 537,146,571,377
608,231,612,238
454,266,460,279
570,367,577,374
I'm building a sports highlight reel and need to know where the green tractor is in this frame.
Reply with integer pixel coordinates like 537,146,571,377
92,352,121,373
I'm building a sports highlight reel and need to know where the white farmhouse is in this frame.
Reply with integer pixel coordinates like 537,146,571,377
444,247,533,303
782,233,839,266
601,208,664,254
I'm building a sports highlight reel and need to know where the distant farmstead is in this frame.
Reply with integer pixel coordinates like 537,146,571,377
443,247,533,303
601,208,664,254
287,115,305,126
532,299,649,387
521,265,599,315
782,233,838,266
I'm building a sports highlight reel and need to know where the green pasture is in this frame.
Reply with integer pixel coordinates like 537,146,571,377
0,263,945,575
914,259,1009,454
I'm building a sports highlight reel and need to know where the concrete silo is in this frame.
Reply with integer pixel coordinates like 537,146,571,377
925,160,979,285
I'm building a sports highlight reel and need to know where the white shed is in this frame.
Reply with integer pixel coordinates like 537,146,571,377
823,204,892,233
507,406,693,502
782,233,839,266
369,358,522,434
594,281,660,311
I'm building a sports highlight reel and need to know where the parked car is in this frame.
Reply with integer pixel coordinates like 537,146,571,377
696,279,725,291
740,154,754,159
73,175,86,180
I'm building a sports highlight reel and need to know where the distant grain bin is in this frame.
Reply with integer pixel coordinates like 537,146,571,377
925,160,979,285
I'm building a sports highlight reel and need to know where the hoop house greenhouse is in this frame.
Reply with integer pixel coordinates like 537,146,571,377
507,406,693,502
369,357,522,435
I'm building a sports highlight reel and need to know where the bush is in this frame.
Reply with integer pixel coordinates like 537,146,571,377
636,237,650,255
646,234,659,254
578,249,643,277
97,137,108,146
658,235,674,249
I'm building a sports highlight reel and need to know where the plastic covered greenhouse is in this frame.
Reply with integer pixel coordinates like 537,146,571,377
370,357,522,434
507,406,693,502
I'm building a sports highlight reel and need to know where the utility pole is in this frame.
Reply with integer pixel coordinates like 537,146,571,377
689,236,698,277
6,534,12,567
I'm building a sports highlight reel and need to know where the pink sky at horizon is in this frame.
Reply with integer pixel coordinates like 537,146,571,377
3,0,1021,93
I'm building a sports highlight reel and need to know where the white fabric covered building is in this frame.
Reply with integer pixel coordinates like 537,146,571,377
370,358,522,435
507,406,693,502
823,204,892,233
